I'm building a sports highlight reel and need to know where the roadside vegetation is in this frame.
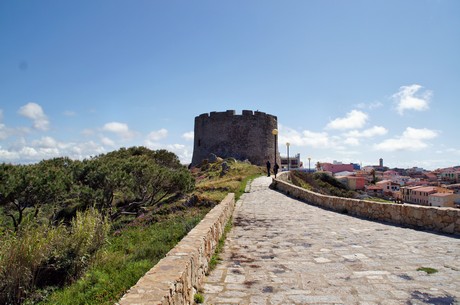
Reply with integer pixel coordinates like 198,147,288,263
288,171,397,204
289,171,357,198
0,147,263,305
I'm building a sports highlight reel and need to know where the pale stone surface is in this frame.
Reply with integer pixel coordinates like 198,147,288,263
118,193,235,305
274,172,460,235
204,176,460,304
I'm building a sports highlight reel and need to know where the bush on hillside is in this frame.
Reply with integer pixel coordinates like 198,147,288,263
0,210,110,305
289,171,357,198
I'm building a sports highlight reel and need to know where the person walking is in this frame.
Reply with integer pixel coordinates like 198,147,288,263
266,160,271,177
273,162,279,177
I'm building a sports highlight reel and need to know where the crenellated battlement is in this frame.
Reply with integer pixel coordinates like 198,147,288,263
197,110,276,119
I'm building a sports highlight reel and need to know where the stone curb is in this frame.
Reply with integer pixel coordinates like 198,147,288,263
118,193,235,305
272,172,460,235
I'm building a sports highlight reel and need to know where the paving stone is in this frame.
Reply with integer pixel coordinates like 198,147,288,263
203,176,460,304
203,283,224,293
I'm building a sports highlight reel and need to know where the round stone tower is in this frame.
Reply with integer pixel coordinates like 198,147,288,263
191,110,280,167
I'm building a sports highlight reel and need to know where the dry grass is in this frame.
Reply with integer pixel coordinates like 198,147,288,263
192,159,264,203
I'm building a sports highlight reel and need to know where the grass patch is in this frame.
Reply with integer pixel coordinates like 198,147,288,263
289,171,357,198
366,197,394,204
208,217,233,273
417,267,438,274
235,173,263,200
194,292,204,303
193,160,264,203
45,160,262,304
40,209,208,305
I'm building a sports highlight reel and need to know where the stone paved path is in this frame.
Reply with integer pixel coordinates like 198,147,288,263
203,176,460,305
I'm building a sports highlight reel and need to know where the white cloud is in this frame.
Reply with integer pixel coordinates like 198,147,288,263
446,148,460,155
326,110,368,130
146,128,168,141
144,141,192,164
82,128,95,136
144,129,169,148
356,101,383,110
344,138,360,146
182,131,194,141
374,127,438,152
32,136,59,148
100,136,115,147
0,123,7,140
0,137,107,163
67,141,106,159
393,84,432,115
166,144,192,164
18,102,50,131
345,126,388,138
278,125,335,149
102,122,135,139
0,110,10,140
0,147,19,160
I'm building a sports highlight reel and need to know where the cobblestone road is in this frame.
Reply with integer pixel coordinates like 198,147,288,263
203,176,460,305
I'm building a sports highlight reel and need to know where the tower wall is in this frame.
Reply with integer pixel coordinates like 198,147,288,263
191,110,279,166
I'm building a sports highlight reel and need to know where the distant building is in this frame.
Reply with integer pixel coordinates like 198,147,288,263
445,183,460,194
320,162,354,174
351,163,361,170
366,185,384,197
363,158,388,172
376,180,401,192
429,193,460,208
335,171,355,177
424,172,438,183
336,176,366,191
439,168,460,183
280,153,301,170
400,186,454,206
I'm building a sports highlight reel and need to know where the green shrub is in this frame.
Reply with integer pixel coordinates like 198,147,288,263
194,292,204,303
42,212,206,305
289,171,357,198
208,217,232,273
0,209,109,304
417,267,438,274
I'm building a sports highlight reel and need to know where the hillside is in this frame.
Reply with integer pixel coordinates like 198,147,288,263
289,171,358,199
0,147,264,305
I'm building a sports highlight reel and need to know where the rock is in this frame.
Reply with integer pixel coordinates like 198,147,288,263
220,162,229,176
226,157,237,164
209,153,218,163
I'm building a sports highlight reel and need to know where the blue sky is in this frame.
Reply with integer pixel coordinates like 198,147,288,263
1,0,459,170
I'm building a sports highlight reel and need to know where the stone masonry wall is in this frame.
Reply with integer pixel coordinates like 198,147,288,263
118,193,235,305
272,172,460,235
191,110,280,167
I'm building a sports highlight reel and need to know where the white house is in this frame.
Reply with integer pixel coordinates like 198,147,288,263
429,193,460,208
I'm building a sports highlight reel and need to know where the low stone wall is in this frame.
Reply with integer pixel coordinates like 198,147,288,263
272,173,460,235
118,193,235,305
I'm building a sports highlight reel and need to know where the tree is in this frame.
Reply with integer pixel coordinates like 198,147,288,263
0,164,41,231
0,159,75,231
371,169,377,184
111,155,195,219
316,162,322,171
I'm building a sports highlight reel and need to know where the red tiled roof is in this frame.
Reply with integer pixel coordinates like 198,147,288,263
367,185,383,190
415,187,438,192
430,193,453,197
